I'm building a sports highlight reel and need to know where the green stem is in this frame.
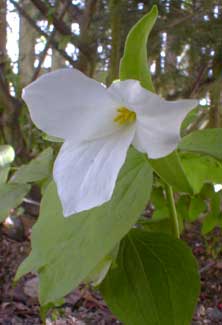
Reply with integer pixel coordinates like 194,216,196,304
165,185,180,239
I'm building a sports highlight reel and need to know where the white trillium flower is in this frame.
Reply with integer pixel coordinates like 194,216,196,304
22,68,197,217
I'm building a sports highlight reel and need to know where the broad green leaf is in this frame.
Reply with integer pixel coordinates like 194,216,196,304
199,183,215,200
152,206,169,219
140,188,171,234
119,5,158,91
202,191,222,234
149,151,193,193
0,167,10,183
188,196,206,221
179,129,222,160
202,212,222,234
180,152,222,193
210,190,221,216
85,258,113,287
101,230,200,325
176,195,190,220
11,148,53,183
180,106,201,135
140,212,172,235
150,187,166,209
85,245,119,287
0,145,15,167
0,183,31,221
16,148,153,304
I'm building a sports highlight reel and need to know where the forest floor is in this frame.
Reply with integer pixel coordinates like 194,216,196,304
0,215,222,325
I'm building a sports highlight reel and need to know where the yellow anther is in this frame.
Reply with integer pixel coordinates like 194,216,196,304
117,108,126,113
114,107,136,125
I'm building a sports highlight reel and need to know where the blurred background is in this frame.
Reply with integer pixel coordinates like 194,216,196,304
1,0,222,162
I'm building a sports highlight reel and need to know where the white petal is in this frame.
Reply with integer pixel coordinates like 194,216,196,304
22,68,119,141
133,96,197,159
108,79,157,109
133,97,197,159
53,126,135,217
109,79,197,117
109,79,197,159
133,123,181,158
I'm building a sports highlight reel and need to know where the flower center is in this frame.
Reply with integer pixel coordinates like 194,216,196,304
114,107,136,125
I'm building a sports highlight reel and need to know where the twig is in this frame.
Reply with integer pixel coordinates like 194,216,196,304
190,64,210,97
9,0,76,68
199,261,215,274
29,0,91,58
23,198,40,207
31,0,71,81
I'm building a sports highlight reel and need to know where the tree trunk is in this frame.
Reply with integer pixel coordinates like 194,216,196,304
209,83,221,128
0,0,7,143
0,0,27,157
76,0,98,76
19,0,37,86
52,1,68,70
0,1,7,62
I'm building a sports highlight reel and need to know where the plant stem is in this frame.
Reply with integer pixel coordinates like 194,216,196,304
165,185,180,239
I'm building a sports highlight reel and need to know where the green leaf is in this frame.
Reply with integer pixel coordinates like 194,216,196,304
0,167,10,183
0,183,31,221
202,212,222,234
140,211,172,235
16,148,153,304
176,195,190,220
11,148,53,183
84,245,119,287
188,196,206,222
101,230,200,325
179,129,222,160
0,145,15,167
210,190,221,216
119,5,158,91
153,206,170,220
149,151,193,193
202,191,222,234
180,106,201,134
150,187,166,209
199,183,215,200
180,152,222,193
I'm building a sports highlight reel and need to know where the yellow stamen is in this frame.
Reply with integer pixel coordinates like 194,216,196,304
114,107,136,125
